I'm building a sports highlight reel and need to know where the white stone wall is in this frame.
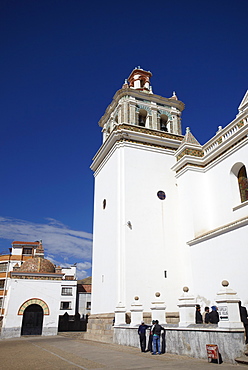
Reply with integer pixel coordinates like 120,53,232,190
113,326,245,363
92,140,188,314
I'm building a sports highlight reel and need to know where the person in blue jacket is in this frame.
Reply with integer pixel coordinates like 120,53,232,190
138,321,149,352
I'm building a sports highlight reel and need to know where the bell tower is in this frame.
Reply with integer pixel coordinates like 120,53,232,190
100,67,184,142
91,68,186,317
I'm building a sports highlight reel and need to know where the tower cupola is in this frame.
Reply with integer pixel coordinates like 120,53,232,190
127,67,152,92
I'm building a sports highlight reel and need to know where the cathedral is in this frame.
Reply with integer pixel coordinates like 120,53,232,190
90,67,248,326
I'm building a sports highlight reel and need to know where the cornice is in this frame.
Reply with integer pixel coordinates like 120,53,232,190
11,271,64,279
91,124,183,174
172,119,248,175
188,216,248,246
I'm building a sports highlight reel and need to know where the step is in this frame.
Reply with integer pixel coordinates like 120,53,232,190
235,356,248,365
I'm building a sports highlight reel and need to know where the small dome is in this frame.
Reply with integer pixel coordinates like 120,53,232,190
19,257,55,273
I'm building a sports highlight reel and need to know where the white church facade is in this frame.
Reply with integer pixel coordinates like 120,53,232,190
90,67,248,322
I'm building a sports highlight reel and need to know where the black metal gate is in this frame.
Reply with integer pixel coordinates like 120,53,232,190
21,304,43,335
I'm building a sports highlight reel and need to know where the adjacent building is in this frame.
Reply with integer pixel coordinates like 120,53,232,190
77,276,91,317
0,241,77,338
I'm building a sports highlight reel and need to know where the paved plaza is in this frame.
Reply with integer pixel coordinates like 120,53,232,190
0,334,247,369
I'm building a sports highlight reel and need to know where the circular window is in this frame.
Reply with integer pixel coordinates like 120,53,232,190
103,199,106,209
157,191,166,200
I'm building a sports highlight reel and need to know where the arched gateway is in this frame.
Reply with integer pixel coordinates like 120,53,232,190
19,298,49,336
21,304,44,335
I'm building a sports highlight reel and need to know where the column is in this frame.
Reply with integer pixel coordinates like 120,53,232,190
216,280,243,329
130,296,143,326
177,287,196,327
150,292,167,325
114,303,126,326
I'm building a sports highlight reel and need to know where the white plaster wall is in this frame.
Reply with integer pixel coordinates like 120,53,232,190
189,225,248,307
91,148,120,314
175,142,248,301
202,144,248,229
122,145,184,312
92,142,187,314
78,292,91,316
59,281,77,315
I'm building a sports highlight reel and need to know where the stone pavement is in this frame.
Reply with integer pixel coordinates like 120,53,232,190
0,334,247,370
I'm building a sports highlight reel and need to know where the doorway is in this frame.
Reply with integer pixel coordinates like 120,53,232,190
21,304,44,335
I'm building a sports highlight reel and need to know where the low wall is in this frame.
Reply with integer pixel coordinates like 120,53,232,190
114,324,245,364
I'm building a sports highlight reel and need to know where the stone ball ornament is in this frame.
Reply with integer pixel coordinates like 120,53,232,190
222,280,229,287
183,286,189,292
155,292,160,297
134,296,139,301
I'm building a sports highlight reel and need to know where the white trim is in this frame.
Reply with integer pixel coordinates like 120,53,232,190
187,216,248,246
233,199,248,211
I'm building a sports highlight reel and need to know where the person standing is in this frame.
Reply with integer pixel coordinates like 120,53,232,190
195,305,203,324
152,320,163,355
239,301,248,344
148,320,155,352
209,306,219,324
138,321,149,352
202,306,210,324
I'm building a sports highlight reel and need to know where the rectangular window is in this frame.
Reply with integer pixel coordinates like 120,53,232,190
0,280,5,289
60,301,72,310
0,263,7,272
61,287,72,296
22,248,33,255
86,302,91,310
0,297,3,308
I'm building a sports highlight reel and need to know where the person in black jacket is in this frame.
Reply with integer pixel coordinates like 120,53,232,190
138,321,149,352
152,320,163,355
209,306,219,324
203,306,210,324
239,301,248,344
195,305,203,324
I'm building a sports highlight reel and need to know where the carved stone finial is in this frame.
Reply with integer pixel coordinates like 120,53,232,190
183,286,189,292
222,280,229,287
155,292,160,297
186,127,190,133
134,296,139,301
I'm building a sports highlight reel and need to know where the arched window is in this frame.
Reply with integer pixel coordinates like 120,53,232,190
160,114,168,131
238,165,248,203
138,109,147,127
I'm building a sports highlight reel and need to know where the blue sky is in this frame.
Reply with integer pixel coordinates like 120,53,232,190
1,0,247,278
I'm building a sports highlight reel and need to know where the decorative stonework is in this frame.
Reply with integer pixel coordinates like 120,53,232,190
18,298,49,315
116,138,177,151
115,123,183,141
177,148,204,161
217,137,222,144
11,274,62,280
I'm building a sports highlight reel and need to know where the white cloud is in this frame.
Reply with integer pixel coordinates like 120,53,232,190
0,216,92,278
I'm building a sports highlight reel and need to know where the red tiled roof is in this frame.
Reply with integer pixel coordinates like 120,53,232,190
12,241,40,245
